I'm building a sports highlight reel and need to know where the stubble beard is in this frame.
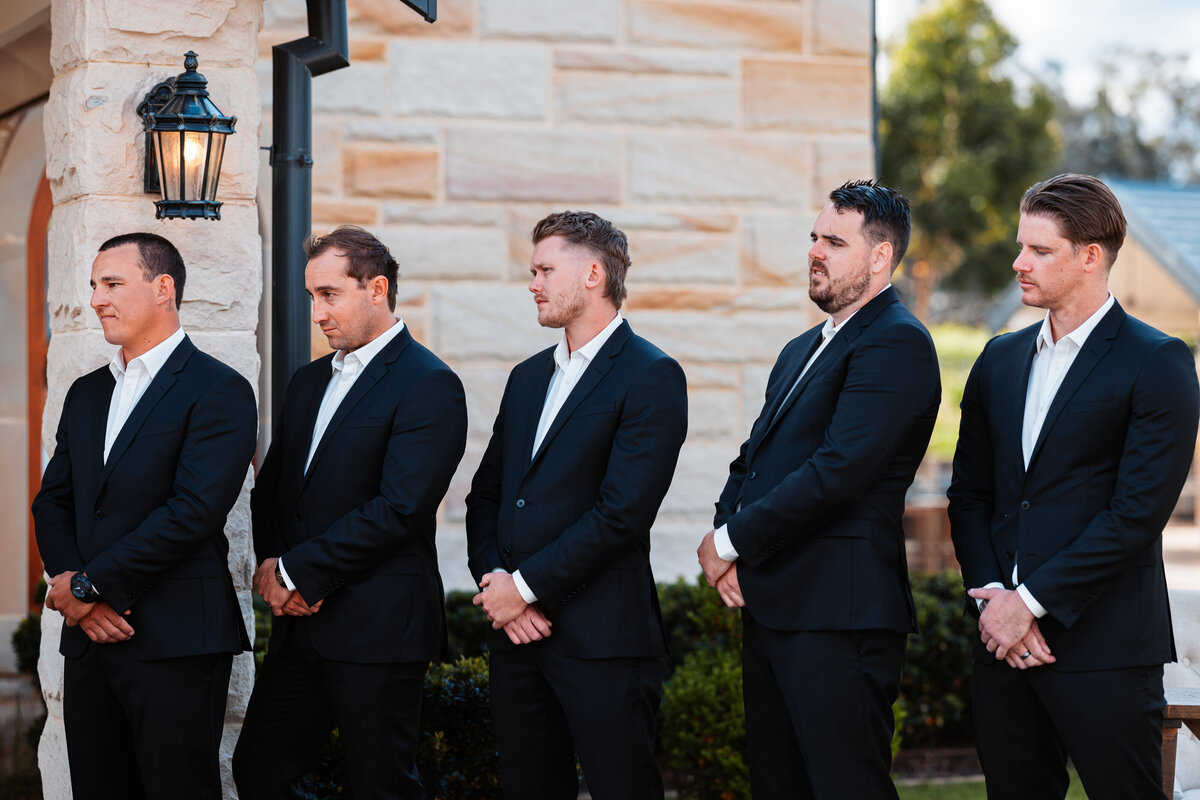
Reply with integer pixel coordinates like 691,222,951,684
809,260,872,316
537,284,588,330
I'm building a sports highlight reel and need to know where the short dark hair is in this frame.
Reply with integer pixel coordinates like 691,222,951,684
1020,173,1127,268
98,232,186,308
531,211,631,310
828,180,912,271
304,226,400,311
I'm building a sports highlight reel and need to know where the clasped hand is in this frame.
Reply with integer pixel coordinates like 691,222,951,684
252,557,323,617
45,570,134,643
473,572,553,645
969,586,1055,669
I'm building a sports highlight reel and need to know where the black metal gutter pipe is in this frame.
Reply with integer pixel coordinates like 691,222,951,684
270,0,350,426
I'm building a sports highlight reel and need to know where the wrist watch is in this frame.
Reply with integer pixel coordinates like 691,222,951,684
70,572,100,604
274,562,287,588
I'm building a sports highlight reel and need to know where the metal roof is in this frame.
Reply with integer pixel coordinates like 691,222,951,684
1107,177,1200,304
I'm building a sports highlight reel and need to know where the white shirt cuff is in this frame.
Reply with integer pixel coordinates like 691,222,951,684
713,525,739,562
976,581,1004,611
276,558,297,591
1016,583,1048,618
512,570,538,604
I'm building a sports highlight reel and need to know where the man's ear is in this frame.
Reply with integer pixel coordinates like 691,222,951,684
156,274,177,309
370,275,390,304
871,241,893,274
585,260,606,290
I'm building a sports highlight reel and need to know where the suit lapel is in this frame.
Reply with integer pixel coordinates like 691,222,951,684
98,337,193,486
301,327,413,490
525,322,630,474
1005,330,1038,480
1026,303,1123,473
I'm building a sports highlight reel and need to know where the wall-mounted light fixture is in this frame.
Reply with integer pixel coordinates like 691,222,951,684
138,52,236,220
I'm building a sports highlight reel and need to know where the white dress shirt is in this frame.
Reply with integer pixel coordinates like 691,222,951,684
104,327,186,463
277,318,405,591
505,313,625,605
713,287,891,561
1001,293,1116,618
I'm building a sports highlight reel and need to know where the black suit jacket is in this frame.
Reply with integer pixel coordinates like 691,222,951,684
33,336,256,660
252,326,467,664
948,302,1199,671
715,287,940,633
465,320,688,659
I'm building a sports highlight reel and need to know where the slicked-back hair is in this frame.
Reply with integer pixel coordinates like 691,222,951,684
304,225,400,311
828,179,912,271
531,211,631,310
1020,173,1127,269
98,232,186,308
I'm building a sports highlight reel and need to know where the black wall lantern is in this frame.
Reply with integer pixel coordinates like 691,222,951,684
138,52,236,220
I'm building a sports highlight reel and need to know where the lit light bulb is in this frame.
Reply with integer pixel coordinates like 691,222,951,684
184,138,202,165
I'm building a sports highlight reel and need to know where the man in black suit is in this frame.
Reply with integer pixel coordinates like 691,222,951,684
466,211,687,799
33,232,257,799
948,173,1199,799
233,226,466,799
697,181,940,799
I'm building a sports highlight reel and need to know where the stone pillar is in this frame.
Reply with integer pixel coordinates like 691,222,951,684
40,2,264,797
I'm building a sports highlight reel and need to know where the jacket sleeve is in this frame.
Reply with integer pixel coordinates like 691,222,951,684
32,381,86,577
947,338,1008,598
465,371,514,583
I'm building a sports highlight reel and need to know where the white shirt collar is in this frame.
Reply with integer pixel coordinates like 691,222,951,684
108,326,186,381
552,314,624,371
331,318,405,374
1035,293,1114,353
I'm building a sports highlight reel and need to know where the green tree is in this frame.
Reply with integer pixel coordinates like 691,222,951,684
879,0,1059,306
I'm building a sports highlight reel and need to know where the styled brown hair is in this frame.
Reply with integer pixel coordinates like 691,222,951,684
1020,174,1127,268
531,211,631,310
304,225,400,310
99,232,186,308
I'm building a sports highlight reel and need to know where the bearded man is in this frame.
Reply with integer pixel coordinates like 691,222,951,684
696,180,941,799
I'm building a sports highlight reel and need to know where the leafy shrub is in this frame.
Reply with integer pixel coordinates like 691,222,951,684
657,576,742,675
901,571,976,747
417,656,502,799
443,590,490,659
659,647,749,800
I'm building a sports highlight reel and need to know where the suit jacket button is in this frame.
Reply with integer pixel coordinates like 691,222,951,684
93,510,103,520
503,547,511,557
748,470,757,479
1020,501,1030,510
295,511,305,521
516,499,526,508
1005,550,1013,559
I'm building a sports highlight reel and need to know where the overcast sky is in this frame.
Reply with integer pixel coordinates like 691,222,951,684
875,0,1200,104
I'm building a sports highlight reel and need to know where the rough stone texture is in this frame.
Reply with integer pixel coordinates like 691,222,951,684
376,226,508,281
343,145,439,199
740,212,812,285
554,48,737,77
811,138,876,201
390,42,547,119
479,0,619,42
432,284,558,360
629,134,808,206
40,3,265,797
311,62,390,115
625,231,739,284
626,1,807,52
811,0,873,56
555,74,737,127
743,59,872,132
446,129,620,203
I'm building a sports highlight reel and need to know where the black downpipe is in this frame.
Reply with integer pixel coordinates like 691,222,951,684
270,0,350,427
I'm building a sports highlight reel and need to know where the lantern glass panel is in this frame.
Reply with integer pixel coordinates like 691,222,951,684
153,130,182,201
182,130,209,201
203,133,226,201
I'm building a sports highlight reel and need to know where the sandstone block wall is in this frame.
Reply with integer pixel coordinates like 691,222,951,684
40,1,264,796
258,0,875,592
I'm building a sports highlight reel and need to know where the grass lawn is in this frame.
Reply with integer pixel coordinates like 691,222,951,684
897,769,1089,799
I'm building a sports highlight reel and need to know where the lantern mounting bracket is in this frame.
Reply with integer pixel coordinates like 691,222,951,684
137,78,177,194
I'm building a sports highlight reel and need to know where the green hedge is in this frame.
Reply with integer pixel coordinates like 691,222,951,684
902,571,976,747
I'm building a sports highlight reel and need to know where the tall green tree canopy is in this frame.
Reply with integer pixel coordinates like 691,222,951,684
880,0,1058,295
